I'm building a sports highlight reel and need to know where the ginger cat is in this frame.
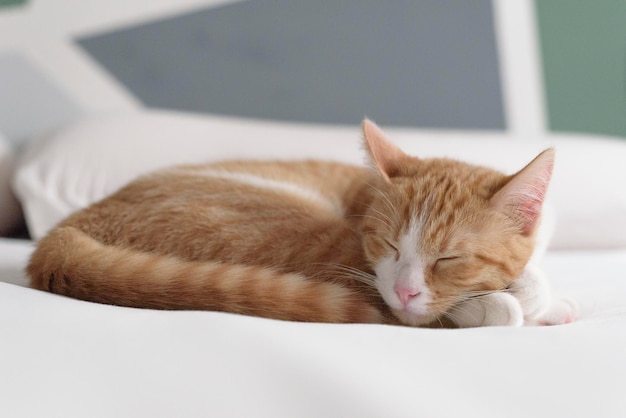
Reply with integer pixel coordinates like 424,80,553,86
27,120,575,327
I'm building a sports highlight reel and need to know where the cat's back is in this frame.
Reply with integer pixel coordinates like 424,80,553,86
61,160,369,265
113,159,365,217
168,159,364,211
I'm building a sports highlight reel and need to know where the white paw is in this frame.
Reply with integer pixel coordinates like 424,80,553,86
448,292,523,328
526,297,578,326
481,293,524,327
508,265,578,326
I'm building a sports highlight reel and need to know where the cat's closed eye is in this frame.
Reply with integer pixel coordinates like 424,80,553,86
383,239,400,260
434,256,463,269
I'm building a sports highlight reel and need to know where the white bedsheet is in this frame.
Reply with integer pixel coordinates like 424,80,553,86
1,238,625,418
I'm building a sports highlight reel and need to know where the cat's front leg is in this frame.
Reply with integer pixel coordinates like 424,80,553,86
508,264,577,326
447,293,524,328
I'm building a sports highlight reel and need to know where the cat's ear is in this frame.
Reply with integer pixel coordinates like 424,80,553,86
362,119,412,181
490,148,555,236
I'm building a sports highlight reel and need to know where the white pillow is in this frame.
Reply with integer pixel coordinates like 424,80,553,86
12,110,626,250
0,132,23,236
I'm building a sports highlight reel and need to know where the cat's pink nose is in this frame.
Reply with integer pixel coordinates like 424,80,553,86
394,285,421,307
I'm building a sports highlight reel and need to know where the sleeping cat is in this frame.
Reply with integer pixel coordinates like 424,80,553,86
27,120,575,327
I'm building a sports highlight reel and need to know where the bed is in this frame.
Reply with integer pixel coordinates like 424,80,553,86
1,111,626,417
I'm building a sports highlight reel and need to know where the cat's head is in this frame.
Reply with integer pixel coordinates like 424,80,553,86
360,120,554,326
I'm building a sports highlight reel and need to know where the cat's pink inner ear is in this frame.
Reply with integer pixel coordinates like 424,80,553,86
362,119,411,180
490,148,555,236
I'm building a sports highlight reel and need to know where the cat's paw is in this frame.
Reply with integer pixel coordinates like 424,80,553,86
448,292,523,328
481,293,524,327
508,265,578,326
526,297,578,326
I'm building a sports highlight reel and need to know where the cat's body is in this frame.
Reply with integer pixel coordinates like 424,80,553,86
28,120,575,327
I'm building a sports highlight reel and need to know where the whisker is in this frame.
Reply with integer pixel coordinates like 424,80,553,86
456,289,508,303
307,262,378,287
445,303,481,326
366,206,394,225
436,315,445,329
348,193,399,229
363,180,396,214
331,268,377,286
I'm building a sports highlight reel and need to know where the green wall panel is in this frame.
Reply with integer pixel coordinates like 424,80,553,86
536,0,626,138
0,0,27,7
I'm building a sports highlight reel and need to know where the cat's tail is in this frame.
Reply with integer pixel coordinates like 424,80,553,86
27,226,383,323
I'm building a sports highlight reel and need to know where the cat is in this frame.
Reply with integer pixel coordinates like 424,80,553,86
27,119,576,327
